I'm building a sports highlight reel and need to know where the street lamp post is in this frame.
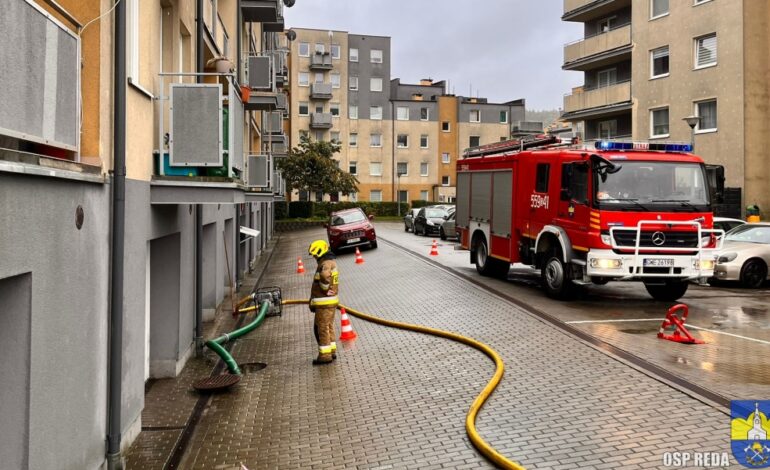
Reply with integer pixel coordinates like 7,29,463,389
683,115,700,150
396,173,405,217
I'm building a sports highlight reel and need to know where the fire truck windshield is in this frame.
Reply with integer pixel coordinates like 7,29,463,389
594,161,710,211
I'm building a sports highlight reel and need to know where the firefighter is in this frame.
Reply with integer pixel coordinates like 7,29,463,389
308,239,339,365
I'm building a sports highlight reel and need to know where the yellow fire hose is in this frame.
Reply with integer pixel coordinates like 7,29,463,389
240,298,525,470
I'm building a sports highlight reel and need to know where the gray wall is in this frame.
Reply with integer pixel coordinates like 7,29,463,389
458,99,526,125
348,35,392,120
390,79,445,101
390,99,439,122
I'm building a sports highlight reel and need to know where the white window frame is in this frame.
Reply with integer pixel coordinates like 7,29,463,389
469,135,481,147
314,72,324,84
371,49,383,63
298,101,309,116
349,48,359,62
695,99,718,133
315,43,325,54
349,192,358,202
370,190,383,202
397,134,409,148
598,16,616,34
298,72,309,87
420,162,429,176
650,46,670,79
420,135,429,148
349,76,359,91
598,119,617,139
127,0,141,83
330,44,341,59
397,162,408,176
370,162,382,175
349,160,357,174
420,108,430,121
420,190,429,201
370,134,382,148
499,110,508,124
597,67,617,88
442,176,451,186
442,152,450,164
349,105,358,120
693,0,712,5
650,106,670,139
330,102,340,117
330,73,341,89
650,0,669,20
442,122,451,132
694,33,717,69
397,107,409,121
298,42,310,57
370,77,383,92
469,109,481,123
370,106,383,120
349,134,358,148
331,131,340,143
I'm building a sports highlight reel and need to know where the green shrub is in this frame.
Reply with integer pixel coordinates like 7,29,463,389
274,201,289,220
288,201,314,218
410,200,438,209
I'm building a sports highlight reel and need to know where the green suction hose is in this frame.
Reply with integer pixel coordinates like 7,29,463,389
205,300,270,375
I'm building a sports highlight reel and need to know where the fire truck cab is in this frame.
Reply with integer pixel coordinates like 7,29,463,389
456,138,722,301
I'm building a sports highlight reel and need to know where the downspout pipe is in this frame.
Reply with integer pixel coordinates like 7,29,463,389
194,0,204,355
107,0,127,466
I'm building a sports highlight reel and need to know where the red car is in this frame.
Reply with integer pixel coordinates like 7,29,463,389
326,208,377,253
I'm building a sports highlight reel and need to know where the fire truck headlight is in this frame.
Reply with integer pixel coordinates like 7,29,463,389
717,252,737,264
694,259,716,270
590,258,622,269
600,234,612,245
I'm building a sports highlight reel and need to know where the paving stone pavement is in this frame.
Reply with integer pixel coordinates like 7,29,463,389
166,229,741,470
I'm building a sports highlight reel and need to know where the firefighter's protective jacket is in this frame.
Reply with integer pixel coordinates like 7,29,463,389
310,254,339,308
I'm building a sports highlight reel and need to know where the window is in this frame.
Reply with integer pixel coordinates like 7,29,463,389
420,190,429,201
370,78,383,92
398,190,408,204
331,131,340,143
420,108,429,121
298,42,310,57
349,48,358,62
349,161,357,174
370,190,383,202
314,72,324,84
330,73,340,89
598,16,616,34
331,44,340,59
651,0,669,19
298,101,309,116
330,103,340,117
349,192,358,202
420,135,429,148
370,133,382,147
420,162,429,176
469,136,480,147
499,111,508,124
315,131,325,141
397,134,409,148
442,122,450,132
299,130,309,139
397,162,408,176
371,49,383,63
370,162,382,175
651,46,670,78
442,176,450,186
298,72,309,87
695,99,717,132
651,107,670,138
315,104,324,113
597,68,617,88
535,163,550,193
349,105,358,120
315,43,325,54
442,152,450,164
397,107,409,120
695,33,717,68
598,120,617,139
370,106,382,120
349,133,358,147
560,162,589,204
470,109,481,122
349,76,359,91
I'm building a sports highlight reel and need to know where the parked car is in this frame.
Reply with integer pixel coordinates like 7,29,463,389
713,223,770,287
413,206,450,237
713,217,746,234
439,211,457,240
326,208,377,253
403,208,420,232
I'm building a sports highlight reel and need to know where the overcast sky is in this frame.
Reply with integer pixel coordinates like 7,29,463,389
284,0,583,110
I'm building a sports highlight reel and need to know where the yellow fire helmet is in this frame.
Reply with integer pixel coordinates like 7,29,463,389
308,239,330,258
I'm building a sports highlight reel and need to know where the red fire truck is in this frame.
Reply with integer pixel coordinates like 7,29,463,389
456,137,723,301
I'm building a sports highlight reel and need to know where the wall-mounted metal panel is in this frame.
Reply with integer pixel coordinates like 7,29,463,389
492,171,513,236
170,84,222,167
229,85,245,175
470,172,492,222
248,56,272,90
456,172,470,228
273,170,284,195
0,0,79,151
247,155,269,188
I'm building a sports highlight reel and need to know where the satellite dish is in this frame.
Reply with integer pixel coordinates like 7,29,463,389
283,0,295,7
285,29,297,41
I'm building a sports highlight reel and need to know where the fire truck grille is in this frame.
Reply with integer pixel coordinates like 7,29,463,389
345,230,365,239
612,231,700,248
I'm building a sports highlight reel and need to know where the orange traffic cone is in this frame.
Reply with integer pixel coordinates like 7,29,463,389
355,247,365,264
296,257,306,274
430,240,439,256
339,308,357,341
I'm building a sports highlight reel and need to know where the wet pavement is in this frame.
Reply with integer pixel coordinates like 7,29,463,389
125,226,752,469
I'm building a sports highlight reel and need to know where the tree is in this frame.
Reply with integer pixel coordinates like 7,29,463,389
275,135,359,200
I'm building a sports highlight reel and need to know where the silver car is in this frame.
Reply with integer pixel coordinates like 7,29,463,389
713,223,770,287
403,208,420,232
439,211,457,240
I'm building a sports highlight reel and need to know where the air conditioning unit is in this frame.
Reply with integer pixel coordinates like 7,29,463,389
246,154,270,188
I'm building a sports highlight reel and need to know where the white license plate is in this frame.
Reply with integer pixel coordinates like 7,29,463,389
643,258,674,267
346,238,361,244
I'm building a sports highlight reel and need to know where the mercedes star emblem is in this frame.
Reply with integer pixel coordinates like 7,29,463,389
651,231,666,246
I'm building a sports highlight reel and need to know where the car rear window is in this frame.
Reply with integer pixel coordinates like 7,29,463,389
331,211,366,226
426,209,445,218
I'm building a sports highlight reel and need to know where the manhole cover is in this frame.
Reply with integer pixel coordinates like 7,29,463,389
193,373,241,391
241,362,267,373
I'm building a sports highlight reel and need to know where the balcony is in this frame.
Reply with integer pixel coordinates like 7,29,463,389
262,7,285,32
563,24,631,70
310,113,333,129
562,0,631,22
309,52,333,71
244,91,278,111
310,83,333,100
241,0,279,23
562,81,632,119
262,111,284,135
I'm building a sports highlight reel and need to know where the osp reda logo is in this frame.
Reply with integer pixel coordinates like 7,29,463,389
732,401,770,468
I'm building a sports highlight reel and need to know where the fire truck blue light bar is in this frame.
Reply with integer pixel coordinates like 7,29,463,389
594,141,693,153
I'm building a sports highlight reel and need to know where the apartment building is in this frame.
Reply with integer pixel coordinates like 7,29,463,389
289,28,526,203
0,0,290,467
561,0,770,213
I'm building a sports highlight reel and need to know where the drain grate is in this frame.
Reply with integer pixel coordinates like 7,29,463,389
192,373,241,391
240,362,267,373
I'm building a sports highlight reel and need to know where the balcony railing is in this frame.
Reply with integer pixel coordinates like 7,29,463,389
563,81,631,114
310,113,333,129
564,24,631,66
310,52,333,70
310,83,333,99
241,0,280,23
564,0,600,14
563,0,630,22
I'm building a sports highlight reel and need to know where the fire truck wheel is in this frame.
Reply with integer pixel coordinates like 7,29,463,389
474,236,509,278
643,280,689,301
541,251,575,299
